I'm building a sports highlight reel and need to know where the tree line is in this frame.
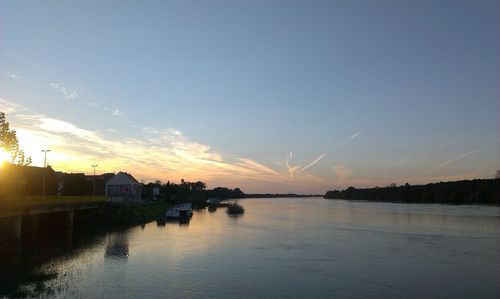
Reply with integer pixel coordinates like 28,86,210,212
142,180,244,207
324,179,500,205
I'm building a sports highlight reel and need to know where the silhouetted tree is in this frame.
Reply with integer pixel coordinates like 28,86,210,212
0,112,31,165
192,181,206,192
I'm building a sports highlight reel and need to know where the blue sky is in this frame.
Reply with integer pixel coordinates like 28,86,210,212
1,0,498,193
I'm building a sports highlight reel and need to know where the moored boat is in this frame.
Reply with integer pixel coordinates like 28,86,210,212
165,203,193,219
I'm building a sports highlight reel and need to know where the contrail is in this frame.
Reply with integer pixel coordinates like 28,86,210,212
280,151,328,178
272,161,285,167
428,148,482,173
285,152,301,179
348,131,361,141
388,158,411,169
300,153,327,172
387,140,457,169
436,149,481,169
237,158,281,176
285,152,292,169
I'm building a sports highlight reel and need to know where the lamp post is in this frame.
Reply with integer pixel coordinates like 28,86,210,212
91,164,98,198
41,149,51,199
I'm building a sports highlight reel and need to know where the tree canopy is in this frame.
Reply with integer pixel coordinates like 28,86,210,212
324,179,500,205
0,112,31,166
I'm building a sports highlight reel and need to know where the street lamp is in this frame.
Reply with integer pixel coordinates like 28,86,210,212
41,149,51,199
92,164,98,198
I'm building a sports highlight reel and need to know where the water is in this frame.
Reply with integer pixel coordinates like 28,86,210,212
19,198,500,298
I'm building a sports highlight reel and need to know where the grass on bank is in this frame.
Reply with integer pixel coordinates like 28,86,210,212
101,200,169,226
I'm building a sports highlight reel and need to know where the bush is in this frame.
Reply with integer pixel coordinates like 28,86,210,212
226,202,245,215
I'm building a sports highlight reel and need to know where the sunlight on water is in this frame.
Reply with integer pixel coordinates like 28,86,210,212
28,198,500,298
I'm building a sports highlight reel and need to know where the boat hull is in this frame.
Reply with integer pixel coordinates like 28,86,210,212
165,203,193,219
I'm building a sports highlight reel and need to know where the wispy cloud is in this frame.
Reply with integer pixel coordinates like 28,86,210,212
112,109,124,116
36,117,95,138
87,101,101,107
6,72,23,80
8,103,319,191
0,98,23,113
332,165,353,181
104,107,125,117
49,82,79,99
348,131,361,141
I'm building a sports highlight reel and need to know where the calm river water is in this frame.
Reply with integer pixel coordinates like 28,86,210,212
24,198,500,298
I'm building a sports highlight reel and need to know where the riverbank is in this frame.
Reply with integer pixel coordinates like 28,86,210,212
97,201,169,226
324,179,500,205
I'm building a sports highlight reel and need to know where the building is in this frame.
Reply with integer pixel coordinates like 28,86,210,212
0,163,58,196
84,172,115,196
105,172,142,203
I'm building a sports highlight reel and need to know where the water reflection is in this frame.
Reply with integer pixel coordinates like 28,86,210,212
157,218,191,227
4,198,500,298
105,232,129,259
227,213,244,220
168,218,191,226
0,220,106,297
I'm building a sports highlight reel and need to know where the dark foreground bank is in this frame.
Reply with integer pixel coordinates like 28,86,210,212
0,201,169,297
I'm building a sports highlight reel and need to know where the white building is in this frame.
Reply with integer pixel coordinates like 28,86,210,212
105,172,142,203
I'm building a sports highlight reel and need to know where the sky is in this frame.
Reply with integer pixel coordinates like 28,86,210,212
0,0,498,193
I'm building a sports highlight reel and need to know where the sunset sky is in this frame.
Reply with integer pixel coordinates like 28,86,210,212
1,0,498,193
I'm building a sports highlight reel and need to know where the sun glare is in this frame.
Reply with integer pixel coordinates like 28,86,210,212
0,148,11,167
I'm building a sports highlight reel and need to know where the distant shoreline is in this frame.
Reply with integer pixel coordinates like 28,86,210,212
324,178,499,205
244,194,322,199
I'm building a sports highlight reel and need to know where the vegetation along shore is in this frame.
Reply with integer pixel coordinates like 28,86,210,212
324,178,500,205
